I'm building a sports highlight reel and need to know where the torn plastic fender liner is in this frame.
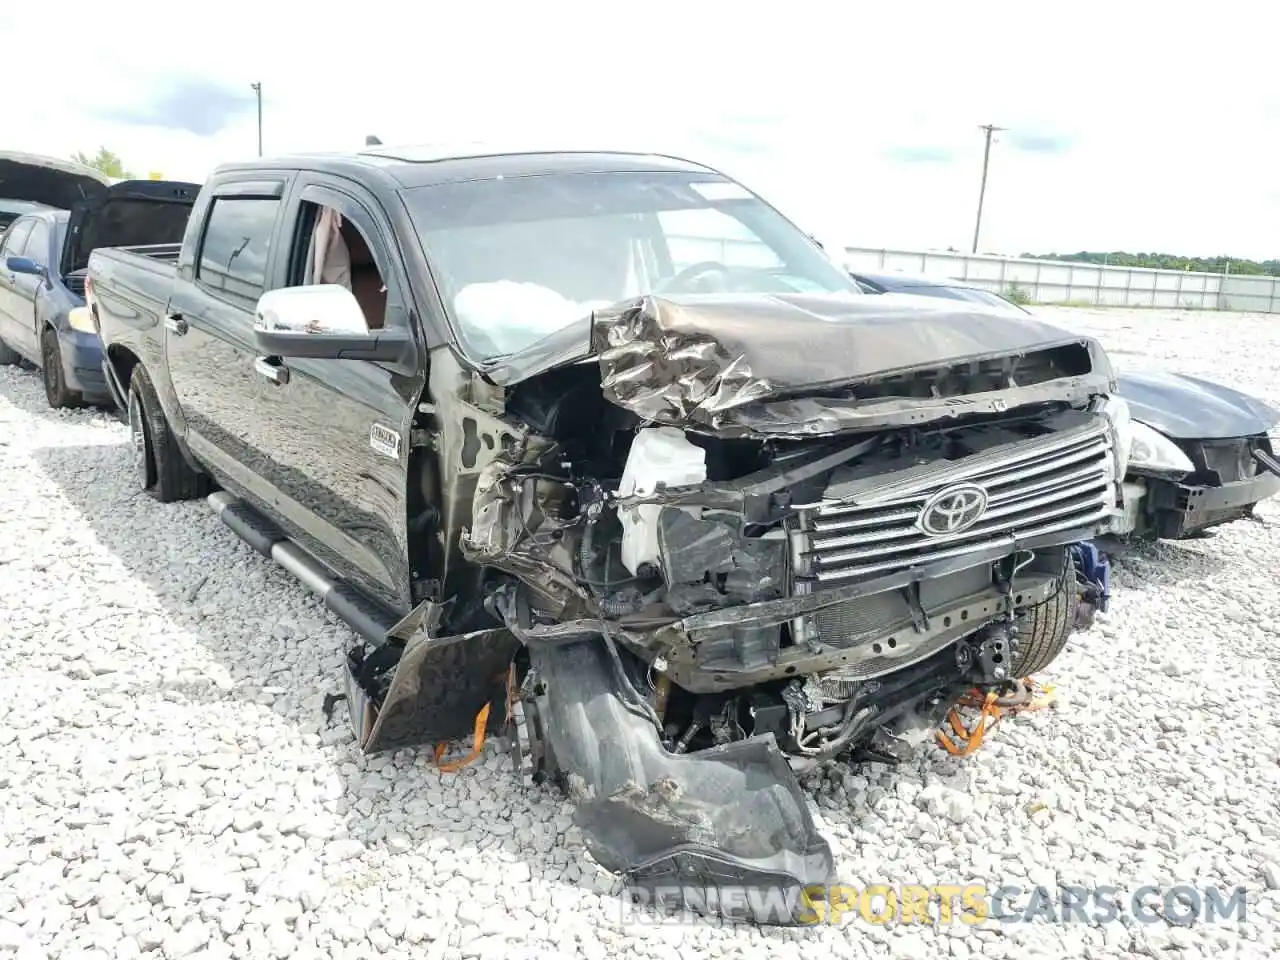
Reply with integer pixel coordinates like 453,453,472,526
530,637,836,924
346,601,519,755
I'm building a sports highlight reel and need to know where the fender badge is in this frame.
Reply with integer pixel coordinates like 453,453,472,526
370,424,401,460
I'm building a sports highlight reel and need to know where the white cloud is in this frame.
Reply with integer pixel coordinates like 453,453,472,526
5,0,1279,258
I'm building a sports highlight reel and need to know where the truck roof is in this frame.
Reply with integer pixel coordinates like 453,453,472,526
211,144,722,190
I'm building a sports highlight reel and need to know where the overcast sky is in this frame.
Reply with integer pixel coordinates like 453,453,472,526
6,1,1278,260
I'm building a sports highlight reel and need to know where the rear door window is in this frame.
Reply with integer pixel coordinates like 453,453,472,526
196,197,280,305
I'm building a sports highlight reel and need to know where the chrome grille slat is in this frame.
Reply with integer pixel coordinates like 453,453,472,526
866,435,1107,509
810,504,1113,582
813,457,1107,535
972,439,1110,490
795,419,1117,588
823,421,1109,511
982,454,1107,501
813,486,1111,563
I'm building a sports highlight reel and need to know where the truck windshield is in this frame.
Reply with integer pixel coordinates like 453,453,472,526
403,170,861,360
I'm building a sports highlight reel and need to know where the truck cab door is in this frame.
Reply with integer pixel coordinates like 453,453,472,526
243,178,427,612
165,178,291,499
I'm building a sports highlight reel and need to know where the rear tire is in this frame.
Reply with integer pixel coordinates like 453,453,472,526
1010,560,1075,678
41,328,84,409
127,363,210,503
0,338,21,366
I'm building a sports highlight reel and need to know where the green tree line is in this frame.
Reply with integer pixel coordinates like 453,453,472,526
71,147,135,180
1022,250,1280,277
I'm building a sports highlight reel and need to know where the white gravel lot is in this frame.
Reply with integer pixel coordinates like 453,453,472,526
2,306,1280,960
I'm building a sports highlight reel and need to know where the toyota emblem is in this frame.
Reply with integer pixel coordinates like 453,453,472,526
916,482,990,537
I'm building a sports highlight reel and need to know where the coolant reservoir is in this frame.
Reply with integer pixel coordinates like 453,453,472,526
616,427,708,576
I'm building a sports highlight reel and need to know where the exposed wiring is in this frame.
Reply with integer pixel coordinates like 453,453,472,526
1012,549,1036,577
596,613,667,737
794,702,880,759
576,518,645,590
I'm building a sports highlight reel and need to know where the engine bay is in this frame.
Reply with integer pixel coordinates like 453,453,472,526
448,358,1117,764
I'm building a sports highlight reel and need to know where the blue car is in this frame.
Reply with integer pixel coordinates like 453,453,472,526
0,151,197,409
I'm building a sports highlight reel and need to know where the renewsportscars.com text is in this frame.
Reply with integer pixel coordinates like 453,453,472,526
619,882,1249,927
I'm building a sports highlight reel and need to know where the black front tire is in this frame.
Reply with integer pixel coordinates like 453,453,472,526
127,363,210,503
1011,566,1075,678
40,328,84,409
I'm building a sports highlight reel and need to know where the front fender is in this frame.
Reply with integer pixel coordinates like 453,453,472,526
1117,370,1280,440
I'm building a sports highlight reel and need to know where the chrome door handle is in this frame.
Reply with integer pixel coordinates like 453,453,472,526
163,314,188,335
254,356,290,385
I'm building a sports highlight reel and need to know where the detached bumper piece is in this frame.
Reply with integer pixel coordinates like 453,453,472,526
529,638,836,926
345,602,518,756
1147,468,1280,539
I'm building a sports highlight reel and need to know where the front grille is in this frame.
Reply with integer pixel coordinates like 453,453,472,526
793,418,1116,584
64,274,87,297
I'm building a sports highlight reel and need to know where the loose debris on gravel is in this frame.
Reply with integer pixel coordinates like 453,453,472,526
2,307,1279,959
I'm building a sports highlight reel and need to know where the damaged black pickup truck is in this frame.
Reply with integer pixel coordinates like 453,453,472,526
88,146,1123,922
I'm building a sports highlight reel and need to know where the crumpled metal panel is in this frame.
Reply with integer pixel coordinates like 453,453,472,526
346,601,518,755
585,293,1113,436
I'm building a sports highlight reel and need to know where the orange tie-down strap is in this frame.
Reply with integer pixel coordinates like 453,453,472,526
935,679,1057,757
433,666,520,773
433,703,492,772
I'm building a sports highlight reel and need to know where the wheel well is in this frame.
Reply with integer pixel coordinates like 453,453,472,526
107,345,140,394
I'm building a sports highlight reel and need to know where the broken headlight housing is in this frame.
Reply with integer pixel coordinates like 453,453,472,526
1127,421,1195,479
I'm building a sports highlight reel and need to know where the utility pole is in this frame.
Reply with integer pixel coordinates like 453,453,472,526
250,83,263,156
971,124,1004,254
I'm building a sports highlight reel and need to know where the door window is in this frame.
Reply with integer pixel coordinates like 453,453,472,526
1,220,33,258
196,197,280,305
22,221,51,266
290,199,391,330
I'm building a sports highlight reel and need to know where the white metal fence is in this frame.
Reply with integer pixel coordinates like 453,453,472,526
841,247,1280,313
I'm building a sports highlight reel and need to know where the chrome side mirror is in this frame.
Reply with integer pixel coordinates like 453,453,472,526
252,284,411,362
254,284,370,337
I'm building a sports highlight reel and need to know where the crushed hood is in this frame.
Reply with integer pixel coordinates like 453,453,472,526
482,292,1114,437
0,151,112,210
1117,369,1280,440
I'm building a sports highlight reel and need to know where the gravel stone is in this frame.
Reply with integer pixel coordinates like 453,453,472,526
3,307,1280,958
1262,861,1280,890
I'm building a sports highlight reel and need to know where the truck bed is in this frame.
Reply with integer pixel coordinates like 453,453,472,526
111,242,183,265
87,246,179,355
89,245,178,286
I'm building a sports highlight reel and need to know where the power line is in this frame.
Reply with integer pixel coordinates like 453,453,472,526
972,124,1005,254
